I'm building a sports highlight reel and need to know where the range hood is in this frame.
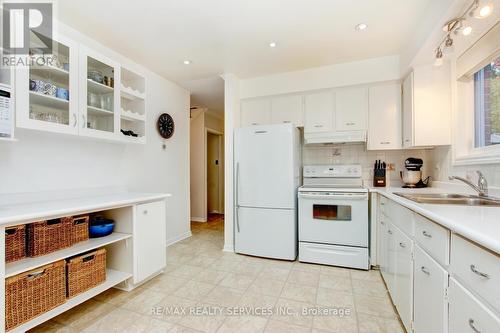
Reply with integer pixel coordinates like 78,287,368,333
304,130,367,144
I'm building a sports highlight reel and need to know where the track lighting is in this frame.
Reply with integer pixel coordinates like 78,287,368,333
433,0,493,61
434,48,444,67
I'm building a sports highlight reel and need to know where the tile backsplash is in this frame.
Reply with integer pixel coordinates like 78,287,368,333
302,143,429,186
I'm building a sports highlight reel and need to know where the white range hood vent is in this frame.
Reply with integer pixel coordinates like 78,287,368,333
304,130,367,144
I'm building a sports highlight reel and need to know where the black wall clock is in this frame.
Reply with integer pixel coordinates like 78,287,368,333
157,113,175,139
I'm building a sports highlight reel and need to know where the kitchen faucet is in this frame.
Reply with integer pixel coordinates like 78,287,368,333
449,171,488,197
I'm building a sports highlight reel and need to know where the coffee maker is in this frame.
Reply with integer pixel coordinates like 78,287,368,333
401,158,429,188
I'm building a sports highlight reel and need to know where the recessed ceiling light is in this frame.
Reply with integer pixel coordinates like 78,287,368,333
355,23,368,31
470,1,494,18
183,60,191,65
269,41,277,48
479,4,493,17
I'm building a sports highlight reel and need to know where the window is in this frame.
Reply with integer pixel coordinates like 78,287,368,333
475,56,500,147
313,204,351,221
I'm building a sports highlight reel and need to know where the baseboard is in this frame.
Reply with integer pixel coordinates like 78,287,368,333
223,243,234,252
166,230,192,247
191,217,207,222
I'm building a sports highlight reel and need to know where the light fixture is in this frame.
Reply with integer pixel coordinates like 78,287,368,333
470,0,493,18
269,41,277,48
443,34,454,54
462,26,473,35
355,23,368,31
183,60,191,65
434,48,444,67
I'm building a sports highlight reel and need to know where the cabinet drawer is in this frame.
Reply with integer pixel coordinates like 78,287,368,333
385,199,414,237
449,278,500,333
450,234,500,313
413,245,448,333
414,214,449,266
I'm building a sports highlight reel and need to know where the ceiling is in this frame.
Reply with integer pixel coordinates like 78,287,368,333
57,0,443,114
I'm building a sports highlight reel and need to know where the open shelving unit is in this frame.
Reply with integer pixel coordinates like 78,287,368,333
120,67,146,144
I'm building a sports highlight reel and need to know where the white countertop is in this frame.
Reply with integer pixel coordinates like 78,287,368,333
0,191,171,226
370,187,500,255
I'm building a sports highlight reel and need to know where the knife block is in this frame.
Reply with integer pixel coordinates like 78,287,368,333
373,169,386,187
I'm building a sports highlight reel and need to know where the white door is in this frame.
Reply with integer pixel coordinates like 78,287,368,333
207,133,221,213
235,124,296,209
368,84,402,150
335,87,368,131
134,201,166,283
304,91,334,133
402,72,414,148
393,226,413,332
235,207,296,260
240,99,271,126
413,245,448,333
271,95,303,126
298,192,368,247
79,46,120,140
16,34,79,135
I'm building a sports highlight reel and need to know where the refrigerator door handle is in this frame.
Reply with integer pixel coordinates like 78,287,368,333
235,162,240,233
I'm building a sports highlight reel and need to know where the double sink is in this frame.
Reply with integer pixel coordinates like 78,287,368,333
394,193,500,206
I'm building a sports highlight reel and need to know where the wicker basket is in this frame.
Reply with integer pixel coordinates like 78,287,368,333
27,218,72,257
5,260,66,331
67,248,106,298
69,215,89,245
5,225,26,263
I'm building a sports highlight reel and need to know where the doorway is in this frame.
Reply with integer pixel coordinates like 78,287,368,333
206,130,224,215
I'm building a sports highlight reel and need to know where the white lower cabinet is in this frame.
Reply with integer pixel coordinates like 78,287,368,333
134,201,167,283
413,245,448,333
393,225,413,332
449,278,500,333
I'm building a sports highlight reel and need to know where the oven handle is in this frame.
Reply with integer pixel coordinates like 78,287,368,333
298,192,368,200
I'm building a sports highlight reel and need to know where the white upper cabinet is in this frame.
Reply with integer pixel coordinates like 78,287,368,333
16,34,79,135
240,99,271,126
271,95,303,126
335,87,367,131
368,84,402,150
79,46,121,140
304,91,335,133
402,64,451,148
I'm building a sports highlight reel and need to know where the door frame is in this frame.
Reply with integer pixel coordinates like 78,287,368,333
205,128,224,214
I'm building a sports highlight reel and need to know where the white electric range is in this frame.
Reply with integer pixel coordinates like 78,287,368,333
298,165,369,270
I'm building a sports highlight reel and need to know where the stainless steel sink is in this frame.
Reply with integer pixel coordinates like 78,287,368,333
394,193,500,206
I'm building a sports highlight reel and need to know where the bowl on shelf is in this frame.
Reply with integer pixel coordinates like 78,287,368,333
89,216,115,238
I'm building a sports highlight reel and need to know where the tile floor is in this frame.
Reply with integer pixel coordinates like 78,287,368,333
29,214,404,333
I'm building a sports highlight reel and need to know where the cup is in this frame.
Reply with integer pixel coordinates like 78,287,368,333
56,87,69,100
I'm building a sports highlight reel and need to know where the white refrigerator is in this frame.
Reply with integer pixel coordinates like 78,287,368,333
234,123,300,260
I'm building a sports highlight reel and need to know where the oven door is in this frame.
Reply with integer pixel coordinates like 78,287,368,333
298,191,368,247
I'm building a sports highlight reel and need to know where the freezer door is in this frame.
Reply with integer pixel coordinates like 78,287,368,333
235,207,297,260
235,124,297,209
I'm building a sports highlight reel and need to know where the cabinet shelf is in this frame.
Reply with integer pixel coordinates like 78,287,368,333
121,110,145,122
9,269,132,333
5,232,132,278
30,66,69,82
87,79,113,94
29,91,69,110
121,85,145,101
121,135,145,144
87,105,114,116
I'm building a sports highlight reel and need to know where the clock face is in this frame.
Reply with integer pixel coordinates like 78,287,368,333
157,113,174,139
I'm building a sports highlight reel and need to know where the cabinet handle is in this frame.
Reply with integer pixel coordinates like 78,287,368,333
380,221,385,225
72,114,77,127
470,265,490,279
404,139,410,142
282,121,291,123
380,141,391,145
345,122,355,126
399,242,406,248
468,319,481,333
314,125,323,128
82,115,86,128
251,123,259,126
143,210,148,215
387,230,393,235
421,266,430,275
422,230,432,238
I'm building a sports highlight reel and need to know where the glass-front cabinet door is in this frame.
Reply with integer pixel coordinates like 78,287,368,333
15,34,79,134
79,46,120,139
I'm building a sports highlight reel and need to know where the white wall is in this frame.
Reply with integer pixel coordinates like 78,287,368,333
0,22,191,245
240,55,400,99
